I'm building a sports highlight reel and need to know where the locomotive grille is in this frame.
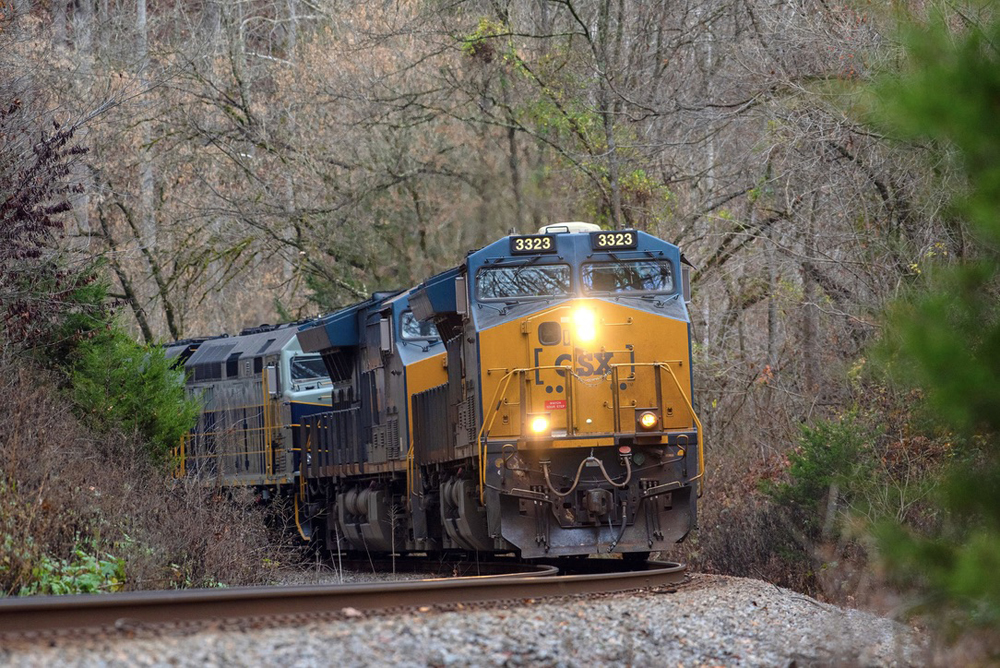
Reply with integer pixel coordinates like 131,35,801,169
413,384,450,461
457,394,477,448
387,417,400,460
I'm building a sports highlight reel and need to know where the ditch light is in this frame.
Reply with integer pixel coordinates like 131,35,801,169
636,409,660,431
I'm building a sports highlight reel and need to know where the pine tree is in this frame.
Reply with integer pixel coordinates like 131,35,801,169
875,8,1000,627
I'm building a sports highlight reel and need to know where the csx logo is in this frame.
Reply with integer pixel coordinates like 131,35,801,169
532,346,636,385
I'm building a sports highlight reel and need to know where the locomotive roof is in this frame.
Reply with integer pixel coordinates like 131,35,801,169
469,227,681,267
409,265,461,323
164,341,201,360
297,290,405,354
184,325,302,369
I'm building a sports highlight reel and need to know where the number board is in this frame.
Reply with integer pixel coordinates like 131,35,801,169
509,234,557,254
590,230,638,250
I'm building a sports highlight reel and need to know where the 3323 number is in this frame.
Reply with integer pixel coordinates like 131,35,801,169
511,236,554,252
594,231,636,248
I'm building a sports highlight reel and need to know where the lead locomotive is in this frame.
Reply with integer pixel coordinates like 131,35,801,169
176,223,703,558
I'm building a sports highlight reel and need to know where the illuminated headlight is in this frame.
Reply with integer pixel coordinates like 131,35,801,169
638,411,659,430
573,307,597,342
530,415,551,434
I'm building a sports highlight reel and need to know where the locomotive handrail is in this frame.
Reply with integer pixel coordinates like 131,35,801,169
406,440,416,501
174,434,187,478
656,362,705,494
176,425,273,439
261,369,274,477
619,361,705,496
477,361,704,502
177,386,290,483
295,435,311,541
477,367,521,502
179,447,275,460
177,401,271,478
478,364,610,502
476,363,638,503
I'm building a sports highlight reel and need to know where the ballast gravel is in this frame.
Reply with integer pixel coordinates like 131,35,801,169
1,574,925,667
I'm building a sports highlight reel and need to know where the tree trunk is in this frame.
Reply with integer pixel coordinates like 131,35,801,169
70,0,93,240
801,193,820,395
502,84,525,231
52,0,67,47
766,216,778,370
285,0,298,56
137,0,156,248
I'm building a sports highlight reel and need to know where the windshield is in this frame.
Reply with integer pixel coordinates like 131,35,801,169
401,311,439,341
477,264,571,300
290,355,328,382
582,260,675,294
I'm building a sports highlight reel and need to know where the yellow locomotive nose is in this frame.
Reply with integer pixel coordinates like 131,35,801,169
572,306,597,342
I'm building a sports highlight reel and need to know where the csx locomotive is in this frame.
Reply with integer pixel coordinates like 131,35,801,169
174,222,703,558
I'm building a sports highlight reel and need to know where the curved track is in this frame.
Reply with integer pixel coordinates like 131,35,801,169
0,560,685,637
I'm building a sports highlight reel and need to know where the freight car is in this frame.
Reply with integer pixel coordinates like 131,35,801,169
176,222,703,558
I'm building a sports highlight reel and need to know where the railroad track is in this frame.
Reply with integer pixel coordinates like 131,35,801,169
0,559,685,638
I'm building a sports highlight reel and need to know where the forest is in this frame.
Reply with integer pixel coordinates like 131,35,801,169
2,0,999,654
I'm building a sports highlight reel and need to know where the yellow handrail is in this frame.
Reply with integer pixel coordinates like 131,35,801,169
261,370,273,476
173,434,187,478
176,448,275,461
477,368,519,502
476,360,704,501
293,492,310,541
179,425,273,438
476,364,587,503
406,442,414,501
652,362,705,495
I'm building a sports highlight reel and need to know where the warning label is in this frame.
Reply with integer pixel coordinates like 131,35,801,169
544,400,567,410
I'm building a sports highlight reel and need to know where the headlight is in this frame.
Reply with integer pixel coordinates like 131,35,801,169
530,415,550,434
573,307,597,342
638,410,659,430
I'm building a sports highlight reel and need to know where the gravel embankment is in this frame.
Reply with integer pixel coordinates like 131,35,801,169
1,574,925,667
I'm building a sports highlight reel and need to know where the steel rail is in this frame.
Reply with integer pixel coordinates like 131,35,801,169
0,561,685,636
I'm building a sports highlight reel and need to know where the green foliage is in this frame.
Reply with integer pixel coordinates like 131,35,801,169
620,169,672,207
871,5,1000,628
16,543,125,596
768,407,944,536
8,261,198,466
70,328,198,464
767,416,864,530
877,10,1000,246
53,272,199,465
461,17,516,65
165,562,229,589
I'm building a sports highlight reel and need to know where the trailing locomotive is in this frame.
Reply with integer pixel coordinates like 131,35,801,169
170,323,334,488
176,222,703,558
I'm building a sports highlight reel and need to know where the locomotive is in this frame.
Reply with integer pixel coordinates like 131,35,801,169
175,222,703,558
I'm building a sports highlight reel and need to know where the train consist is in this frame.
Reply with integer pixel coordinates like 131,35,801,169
174,222,703,558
